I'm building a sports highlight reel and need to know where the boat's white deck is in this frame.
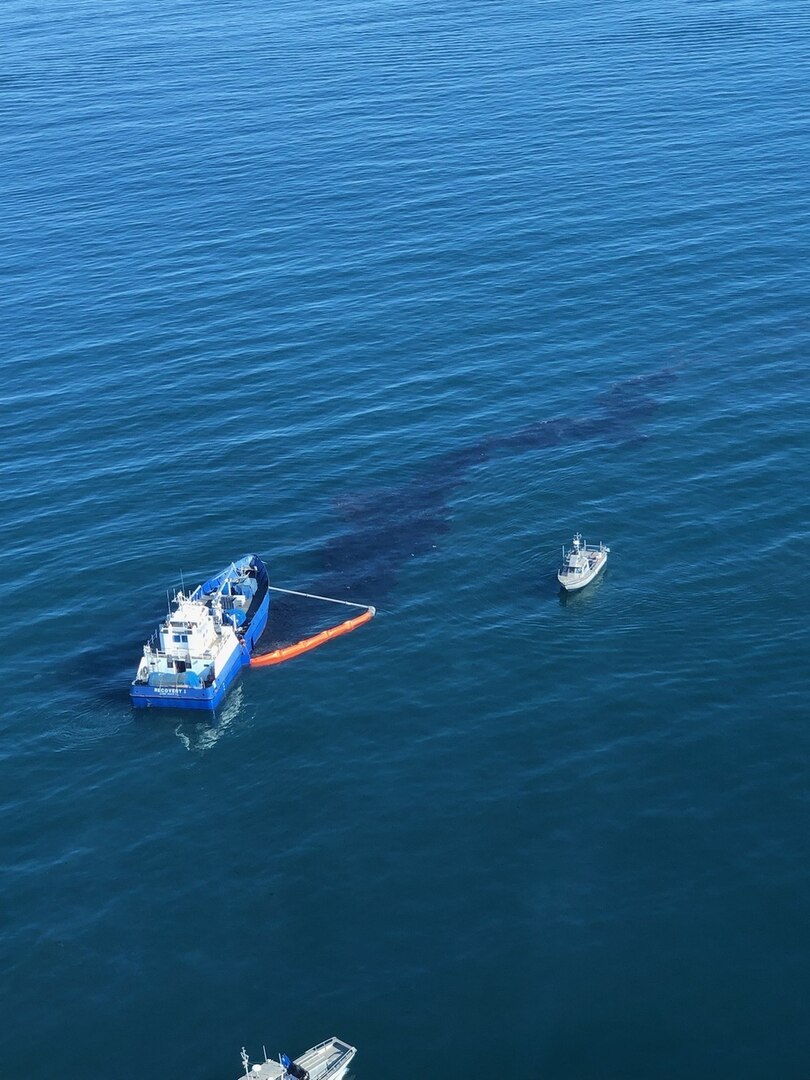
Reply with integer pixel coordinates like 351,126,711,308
558,546,608,589
242,1041,355,1080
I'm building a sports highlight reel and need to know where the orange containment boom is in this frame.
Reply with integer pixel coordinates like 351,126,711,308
249,606,376,668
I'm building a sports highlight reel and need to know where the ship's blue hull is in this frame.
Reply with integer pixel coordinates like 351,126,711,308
130,555,270,712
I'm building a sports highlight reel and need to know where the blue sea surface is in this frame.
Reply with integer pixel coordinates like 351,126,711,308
1,0,809,1076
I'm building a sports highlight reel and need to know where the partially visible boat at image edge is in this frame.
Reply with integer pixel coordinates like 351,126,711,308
238,1038,356,1080
130,554,270,710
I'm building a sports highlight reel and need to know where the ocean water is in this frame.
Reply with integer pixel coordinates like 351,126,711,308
1,0,809,1076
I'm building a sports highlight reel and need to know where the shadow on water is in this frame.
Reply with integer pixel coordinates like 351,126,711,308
74,366,676,708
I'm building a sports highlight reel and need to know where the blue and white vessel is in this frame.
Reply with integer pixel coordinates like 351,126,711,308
131,554,270,711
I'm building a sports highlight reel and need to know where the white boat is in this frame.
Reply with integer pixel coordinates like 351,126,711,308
238,1038,356,1080
557,533,609,591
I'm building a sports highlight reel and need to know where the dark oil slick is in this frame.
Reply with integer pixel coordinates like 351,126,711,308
264,368,677,647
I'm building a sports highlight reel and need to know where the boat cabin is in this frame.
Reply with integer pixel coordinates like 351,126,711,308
158,595,219,659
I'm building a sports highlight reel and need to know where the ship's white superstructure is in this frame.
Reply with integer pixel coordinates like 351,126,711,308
134,590,242,692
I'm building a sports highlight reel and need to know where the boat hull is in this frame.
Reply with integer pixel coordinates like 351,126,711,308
558,552,608,591
130,556,270,711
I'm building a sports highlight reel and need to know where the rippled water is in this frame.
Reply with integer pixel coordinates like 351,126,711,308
2,1,809,1077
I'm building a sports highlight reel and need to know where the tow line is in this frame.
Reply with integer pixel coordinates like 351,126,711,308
249,586,376,668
